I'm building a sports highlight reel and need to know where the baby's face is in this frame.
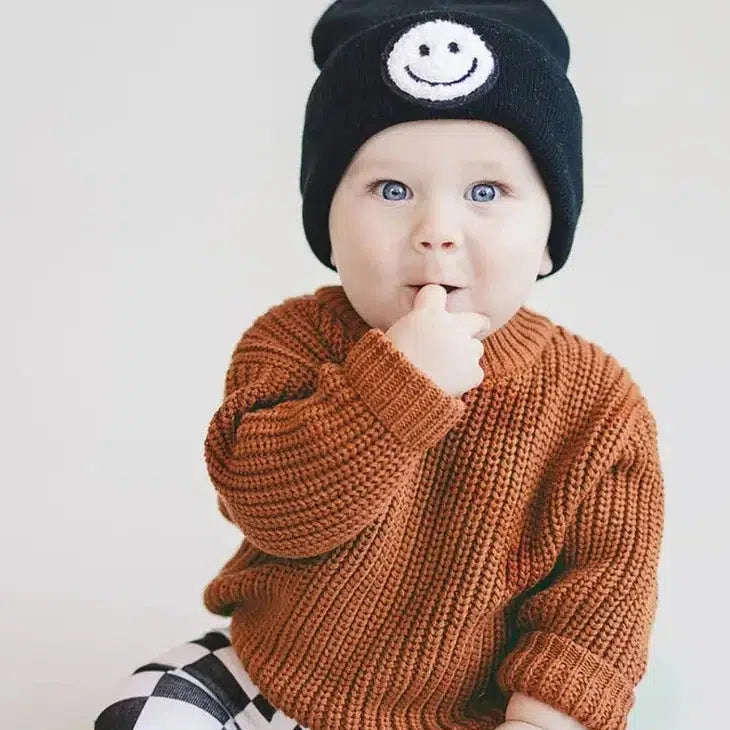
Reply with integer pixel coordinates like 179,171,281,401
328,119,553,338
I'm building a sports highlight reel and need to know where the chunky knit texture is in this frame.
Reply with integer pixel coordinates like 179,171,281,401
202,285,664,730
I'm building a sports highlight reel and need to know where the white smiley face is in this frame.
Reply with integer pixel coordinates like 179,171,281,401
383,19,497,104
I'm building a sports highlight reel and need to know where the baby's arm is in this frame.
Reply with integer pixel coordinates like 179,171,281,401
205,296,466,558
491,401,665,730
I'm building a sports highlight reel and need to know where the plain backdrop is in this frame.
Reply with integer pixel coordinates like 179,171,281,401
2,1,728,728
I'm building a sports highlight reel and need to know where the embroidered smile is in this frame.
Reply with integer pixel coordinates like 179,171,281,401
404,57,478,86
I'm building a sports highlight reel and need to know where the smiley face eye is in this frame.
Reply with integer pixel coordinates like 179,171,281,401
419,44,430,56
448,41,460,53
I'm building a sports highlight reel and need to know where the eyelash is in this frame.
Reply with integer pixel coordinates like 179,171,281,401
366,179,511,200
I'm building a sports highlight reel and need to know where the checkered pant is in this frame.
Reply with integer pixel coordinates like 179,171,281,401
94,625,311,730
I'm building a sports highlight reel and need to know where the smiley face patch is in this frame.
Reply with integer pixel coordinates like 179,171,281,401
382,19,498,105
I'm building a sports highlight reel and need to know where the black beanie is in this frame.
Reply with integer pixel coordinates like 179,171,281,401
299,0,583,280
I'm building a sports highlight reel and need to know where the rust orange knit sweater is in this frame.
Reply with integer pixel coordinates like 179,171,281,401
202,285,664,730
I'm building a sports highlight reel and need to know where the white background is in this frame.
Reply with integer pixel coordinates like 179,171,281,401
1,1,728,727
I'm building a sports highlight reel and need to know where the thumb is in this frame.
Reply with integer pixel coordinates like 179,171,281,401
411,283,448,311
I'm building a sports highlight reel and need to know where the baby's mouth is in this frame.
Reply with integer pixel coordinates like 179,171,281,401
408,284,461,293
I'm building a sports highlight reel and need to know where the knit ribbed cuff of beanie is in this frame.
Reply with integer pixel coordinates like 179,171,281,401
496,630,634,730
343,328,466,451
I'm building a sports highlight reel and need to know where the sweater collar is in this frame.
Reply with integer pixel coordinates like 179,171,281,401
316,285,555,381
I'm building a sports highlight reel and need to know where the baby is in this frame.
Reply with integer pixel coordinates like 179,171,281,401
94,2,665,730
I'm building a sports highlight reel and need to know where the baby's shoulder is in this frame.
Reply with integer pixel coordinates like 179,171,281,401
240,286,352,362
538,313,650,412
546,314,633,375
533,315,656,470
265,285,346,323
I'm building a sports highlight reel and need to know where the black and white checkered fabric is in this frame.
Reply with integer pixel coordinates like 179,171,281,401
94,625,310,730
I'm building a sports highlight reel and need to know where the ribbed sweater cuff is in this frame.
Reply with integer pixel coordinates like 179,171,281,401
344,328,466,451
497,631,634,730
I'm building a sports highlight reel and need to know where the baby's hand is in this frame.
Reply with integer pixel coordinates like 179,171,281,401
385,284,491,398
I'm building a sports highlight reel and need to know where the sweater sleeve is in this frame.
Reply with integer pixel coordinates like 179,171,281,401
204,296,466,558
495,403,665,730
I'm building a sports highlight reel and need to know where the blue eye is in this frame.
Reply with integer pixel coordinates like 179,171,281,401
469,182,500,202
373,180,409,201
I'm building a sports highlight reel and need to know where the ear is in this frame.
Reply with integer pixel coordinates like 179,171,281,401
539,245,552,276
